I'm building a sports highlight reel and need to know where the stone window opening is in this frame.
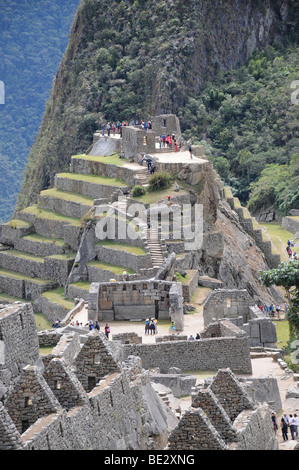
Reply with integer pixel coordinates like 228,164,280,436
163,119,167,128
110,391,113,407
21,419,29,434
226,298,232,308
88,376,96,392
93,354,101,365
25,396,33,407
55,381,61,390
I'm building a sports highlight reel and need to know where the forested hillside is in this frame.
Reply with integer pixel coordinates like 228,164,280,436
184,45,299,215
16,0,298,215
0,0,80,222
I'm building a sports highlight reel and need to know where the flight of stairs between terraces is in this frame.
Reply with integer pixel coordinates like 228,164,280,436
0,152,167,320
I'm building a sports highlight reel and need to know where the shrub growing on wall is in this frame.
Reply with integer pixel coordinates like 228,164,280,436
148,172,172,192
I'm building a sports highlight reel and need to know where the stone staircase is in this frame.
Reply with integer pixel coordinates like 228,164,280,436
223,187,281,268
134,167,149,186
145,225,165,268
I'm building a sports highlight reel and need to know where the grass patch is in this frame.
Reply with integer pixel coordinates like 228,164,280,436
260,222,298,260
275,319,290,348
47,253,76,261
0,293,26,303
2,249,45,263
22,233,64,246
5,219,31,228
70,281,91,290
35,312,53,331
57,172,128,187
0,268,56,285
87,260,136,275
40,188,94,206
132,184,186,204
40,345,55,355
175,272,190,285
72,153,127,166
42,287,74,310
21,205,81,226
96,240,147,255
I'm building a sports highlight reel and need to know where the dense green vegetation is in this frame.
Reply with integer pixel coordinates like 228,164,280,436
0,0,80,222
0,0,298,222
182,45,299,213
16,0,298,214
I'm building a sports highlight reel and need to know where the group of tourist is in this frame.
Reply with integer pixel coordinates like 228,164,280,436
287,239,298,260
159,133,179,152
188,333,201,340
67,319,111,339
145,318,158,334
258,304,284,318
272,412,299,441
99,119,153,138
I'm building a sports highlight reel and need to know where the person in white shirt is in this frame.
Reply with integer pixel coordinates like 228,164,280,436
289,414,296,440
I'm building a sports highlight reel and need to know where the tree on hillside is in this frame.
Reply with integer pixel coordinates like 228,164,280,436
259,261,299,342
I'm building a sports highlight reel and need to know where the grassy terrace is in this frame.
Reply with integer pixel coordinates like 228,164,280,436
22,233,65,246
5,219,31,228
260,222,299,260
1,249,45,263
87,260,136,275
47,253,76,261
0,293,25,303
96,240,147,255
132,184,188,205
42,287,74,310
40,188,94,206
21,205,81,226
71,153,127,167
0,268,56,285
70,281,91,290
57,172,128,187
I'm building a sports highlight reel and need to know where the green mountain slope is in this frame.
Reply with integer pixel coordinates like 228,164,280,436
0,0,80,223
13,0,298,214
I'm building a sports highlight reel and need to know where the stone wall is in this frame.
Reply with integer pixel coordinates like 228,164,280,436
203,289,255,327
95,244,152,272
70,156,137,187
88,280,184,331
123,335,252,374
0,303,40,399
150,114,182,142
122,126,156,161
282,216,299,236
55,174,130,200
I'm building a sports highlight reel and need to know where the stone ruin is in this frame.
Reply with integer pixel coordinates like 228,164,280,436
0,114,287,450
0,302,178,450
0,302,281,450
168,368,279,451
203,289,278,348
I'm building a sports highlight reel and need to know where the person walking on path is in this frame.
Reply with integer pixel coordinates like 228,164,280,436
289,414,297,440
104,323,110,339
